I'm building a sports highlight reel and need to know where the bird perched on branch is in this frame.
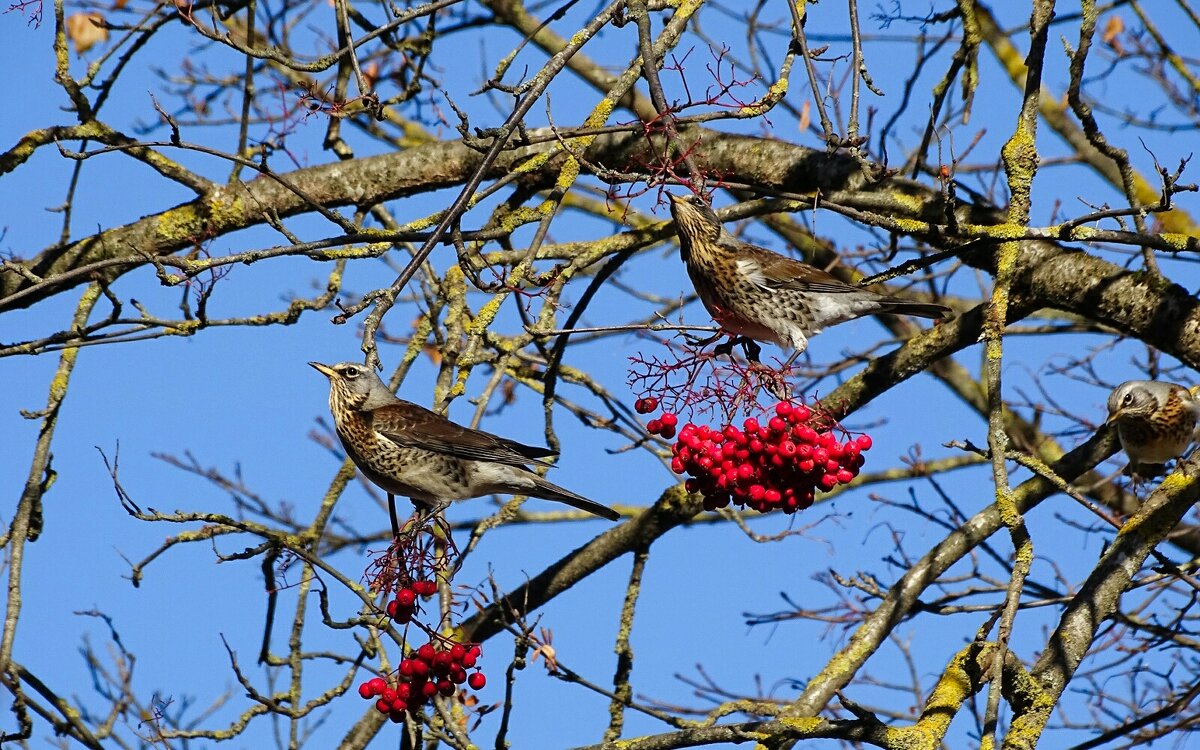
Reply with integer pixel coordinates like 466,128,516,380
668,192,951,361
310,361,619,524
1105,380,1200,478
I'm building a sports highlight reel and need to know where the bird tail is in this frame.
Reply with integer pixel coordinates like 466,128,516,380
529,477,620,521
878,299,952,320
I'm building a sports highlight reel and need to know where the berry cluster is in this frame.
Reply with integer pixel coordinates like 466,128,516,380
636,396,681,439
356,641,485,722
670,402,871,513
383,579,438,624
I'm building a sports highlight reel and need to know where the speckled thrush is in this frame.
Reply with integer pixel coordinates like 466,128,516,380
668,192,951,358
310,361,619,521
1106,380,1200,478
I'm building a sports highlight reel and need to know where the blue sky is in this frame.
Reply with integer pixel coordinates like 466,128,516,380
2,2,1198,747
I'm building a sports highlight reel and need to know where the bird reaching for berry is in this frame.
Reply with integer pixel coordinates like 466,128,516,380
1105,380,1200,479
310,361,620,525
668,192,951,363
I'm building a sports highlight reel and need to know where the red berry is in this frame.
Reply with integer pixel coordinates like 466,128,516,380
837,469,855,484
417,643,436,662
390,698,408,713
779,441,797,457
764,489,781,504
792,405,811,422
422,681,438,698
450,666,467,684
743,418,761,435
660,413,678,428
411,660,429,678
468,672,487,690
768,417,786,433
358,682,375,700
856,435,873,450
385,600,398,618
382,687,398,703
375,699,391,714
397,683,412,700
433,651,453,672
397,588,416,607
646,418,662,434
749,484,765,501
660,424,676,439
437,680,456,697
399,659,415,677
819,473,838,490
413,580,437,596
388,709,406,723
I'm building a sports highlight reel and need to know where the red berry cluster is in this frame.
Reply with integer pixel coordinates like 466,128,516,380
636,396,681,439
670,402,871,513
384,579,438,624
356,641,485,722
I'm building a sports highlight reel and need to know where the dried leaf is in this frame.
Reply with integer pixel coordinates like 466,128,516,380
798,100,811,132
66,12,107,55
422,343,442,365
362,61,379,89
1102,15,1124,53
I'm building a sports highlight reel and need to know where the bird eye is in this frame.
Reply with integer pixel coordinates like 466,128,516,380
343,366,359,378
1122,392,1133,405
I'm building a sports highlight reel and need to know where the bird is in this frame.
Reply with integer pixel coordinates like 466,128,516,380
1105,380,1200,478
309,361,620,523
667,192,952,362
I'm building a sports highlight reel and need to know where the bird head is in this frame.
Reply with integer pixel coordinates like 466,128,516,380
668,192,722,246
309,361,395,411
1106,381,1160,426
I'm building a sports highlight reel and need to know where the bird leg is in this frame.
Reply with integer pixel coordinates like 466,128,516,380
741,338,762,363
712,335,761,363
413,498,450,529
387,493,400,540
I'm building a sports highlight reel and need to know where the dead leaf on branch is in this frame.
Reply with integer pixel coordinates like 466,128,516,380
1102,15,1125,54
66,12,107,55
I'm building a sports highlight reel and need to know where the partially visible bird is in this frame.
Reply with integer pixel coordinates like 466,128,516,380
1106,380,1200,478
668,193,952,361
310,361,619,522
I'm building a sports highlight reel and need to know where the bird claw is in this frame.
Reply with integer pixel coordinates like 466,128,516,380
712,335,762,363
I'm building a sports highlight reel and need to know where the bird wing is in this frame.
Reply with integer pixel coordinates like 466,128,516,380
371,401,556,468
721,237,859,294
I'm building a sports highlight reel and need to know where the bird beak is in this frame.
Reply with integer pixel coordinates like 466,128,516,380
308,361,336,378
667,193,683,205
1105,409,1124,427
